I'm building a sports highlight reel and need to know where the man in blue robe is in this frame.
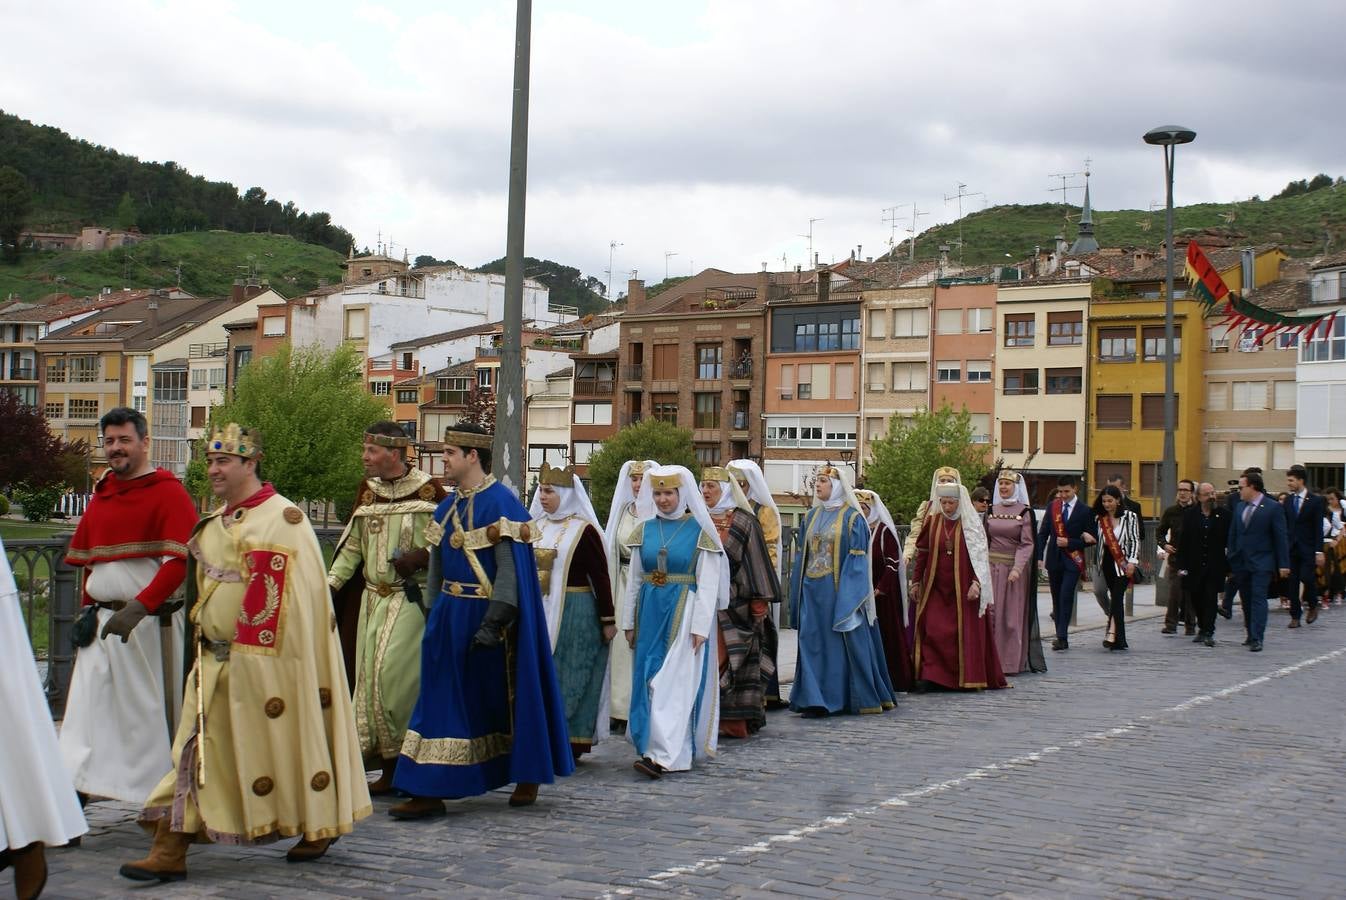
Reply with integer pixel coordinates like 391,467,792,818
389,424,573,817
788,466,897,716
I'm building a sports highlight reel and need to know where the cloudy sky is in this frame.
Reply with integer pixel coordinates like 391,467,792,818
3,0,1343,292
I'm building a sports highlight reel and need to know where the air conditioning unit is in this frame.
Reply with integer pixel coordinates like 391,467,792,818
778,391,793,400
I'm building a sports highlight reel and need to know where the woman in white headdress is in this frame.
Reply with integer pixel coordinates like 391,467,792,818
530,463,614,761
726,459,786,708
788,466,897,717
855,488,914,692
701,467,780,739
621,465,726,778
603,459,657,727
1,537,88,899
910,474,1007,690
986,470,1046,674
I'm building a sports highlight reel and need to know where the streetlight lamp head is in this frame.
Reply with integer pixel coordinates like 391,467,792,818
1143,125,1197,146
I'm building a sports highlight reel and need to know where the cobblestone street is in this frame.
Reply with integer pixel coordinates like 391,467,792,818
13,601,1346,899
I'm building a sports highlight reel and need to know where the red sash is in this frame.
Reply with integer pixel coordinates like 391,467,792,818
1100,515,1131,585
1052,499,1086,574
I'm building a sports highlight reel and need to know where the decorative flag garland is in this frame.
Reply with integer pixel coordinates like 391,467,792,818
1185,241,1337,345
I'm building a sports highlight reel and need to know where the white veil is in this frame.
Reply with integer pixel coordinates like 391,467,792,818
812,467,863,513
995,470,1031,507
530,471,602,529
728,459,783,578
929,479,993,616
605,459,658,547
703,471,753,516
855,488,898,538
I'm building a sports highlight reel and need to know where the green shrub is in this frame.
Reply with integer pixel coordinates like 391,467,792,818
13,483,65,522
0,494,10,516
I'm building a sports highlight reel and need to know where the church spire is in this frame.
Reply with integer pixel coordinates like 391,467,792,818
1069,173,1099,254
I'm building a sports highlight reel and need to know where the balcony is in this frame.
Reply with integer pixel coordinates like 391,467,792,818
620,413,644,426
6,365,36,381
574,377,615,396
730,359,753,382
189,342,227,359
622,364,644,382
476,346,502,358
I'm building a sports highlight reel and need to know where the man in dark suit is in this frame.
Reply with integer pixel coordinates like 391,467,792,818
1227,471,1290,652
1282,464,1328,627
1037,474,1096,651
1220,467,1262,620
1175,482,1231,647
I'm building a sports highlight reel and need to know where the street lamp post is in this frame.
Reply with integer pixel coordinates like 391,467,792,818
1142,125,1196,513
495,0,532,495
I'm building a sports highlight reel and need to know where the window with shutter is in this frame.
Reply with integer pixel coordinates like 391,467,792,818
652,344,679,379
1042,421,1076,454
1095,394,1133,429
1047,311,1083,346
1001,420,1024,452
1094,461,1129,493
1140,393,1177,428
1003,314,1035,347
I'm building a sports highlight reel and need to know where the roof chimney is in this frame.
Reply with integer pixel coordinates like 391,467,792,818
1055,234,1069,257
938,244,951,270
627,277,647,312
147,297,160,330
816,266,831,302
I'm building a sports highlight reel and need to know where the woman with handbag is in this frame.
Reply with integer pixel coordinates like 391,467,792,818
1089,485,1140,652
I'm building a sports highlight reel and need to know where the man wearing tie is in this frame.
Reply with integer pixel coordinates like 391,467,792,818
1227,471,1290,652
1282,464,1327,629
1037,474,1096,651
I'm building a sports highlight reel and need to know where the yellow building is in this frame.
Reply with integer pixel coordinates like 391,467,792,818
1086,295,1205,517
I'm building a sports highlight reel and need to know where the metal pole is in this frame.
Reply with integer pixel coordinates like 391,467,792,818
1161,145,1177,512
495,0,531,495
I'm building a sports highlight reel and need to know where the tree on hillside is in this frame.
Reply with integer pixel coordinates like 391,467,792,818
583,420,700,518
114,191,137,230
474,256,610,316
206,344,389,505
414,254,459,268
0,165,33,262
862,404,991,524
0,392,64,489
1272,173,1336,200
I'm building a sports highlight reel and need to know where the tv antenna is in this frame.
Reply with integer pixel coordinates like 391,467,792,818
903,206,929,263
604,240,623,300
882,204,909,250
663,250,679,281
799,218,823,269
943,182,985,262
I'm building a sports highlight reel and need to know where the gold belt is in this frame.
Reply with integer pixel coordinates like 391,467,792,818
442,579,488,599
369,582,401,597
989,552,1017,565
642,572,695,587
565,585,592,594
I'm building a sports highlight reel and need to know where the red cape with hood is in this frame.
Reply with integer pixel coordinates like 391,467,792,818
65,467,199,611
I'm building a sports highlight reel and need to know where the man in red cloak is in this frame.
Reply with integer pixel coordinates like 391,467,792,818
58,407,199,805
911,476,1007,691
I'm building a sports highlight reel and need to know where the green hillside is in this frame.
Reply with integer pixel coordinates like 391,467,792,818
0,232,344,302
901,184,1346,266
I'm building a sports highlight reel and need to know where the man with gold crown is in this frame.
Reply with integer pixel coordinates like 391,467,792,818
327,421,448,795
701,466,779,739
910,471,1007,691
789,465,896,717
603,459,657,730
389,424,572,817
529,462,614,761
622,464,726,778
120,424,371,883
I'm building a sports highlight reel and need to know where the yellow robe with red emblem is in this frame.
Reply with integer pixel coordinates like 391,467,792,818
140,492,371,844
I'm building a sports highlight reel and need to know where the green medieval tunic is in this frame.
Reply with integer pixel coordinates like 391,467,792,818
328,467,447,760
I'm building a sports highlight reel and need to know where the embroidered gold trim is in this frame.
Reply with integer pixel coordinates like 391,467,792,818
400,729,513,766
66,539,189,563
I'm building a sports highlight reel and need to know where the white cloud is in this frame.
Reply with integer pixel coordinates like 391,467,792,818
2,0,1343,285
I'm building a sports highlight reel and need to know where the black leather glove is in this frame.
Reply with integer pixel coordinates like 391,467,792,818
469,601,517,652
100,600,149,643
392,548,429,579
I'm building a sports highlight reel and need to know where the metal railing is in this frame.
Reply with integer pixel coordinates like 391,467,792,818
574,378,615,396
622,364,644,381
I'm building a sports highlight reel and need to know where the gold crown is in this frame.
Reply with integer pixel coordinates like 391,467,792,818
538,462,575,487
649,472,682,490
629,461,650,476
442,427,493,449
206,423,262,459
935,465,961,483
854,489,876,503
701,466,732,482
818,465,842,479
996,470,1021,483
365,431,410,449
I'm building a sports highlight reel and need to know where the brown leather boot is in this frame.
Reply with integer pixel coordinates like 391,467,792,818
118,818,190,882
508,783,538,807
12,842,47,900
286,836,337,863
368,758,398,796
387,796,446,820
